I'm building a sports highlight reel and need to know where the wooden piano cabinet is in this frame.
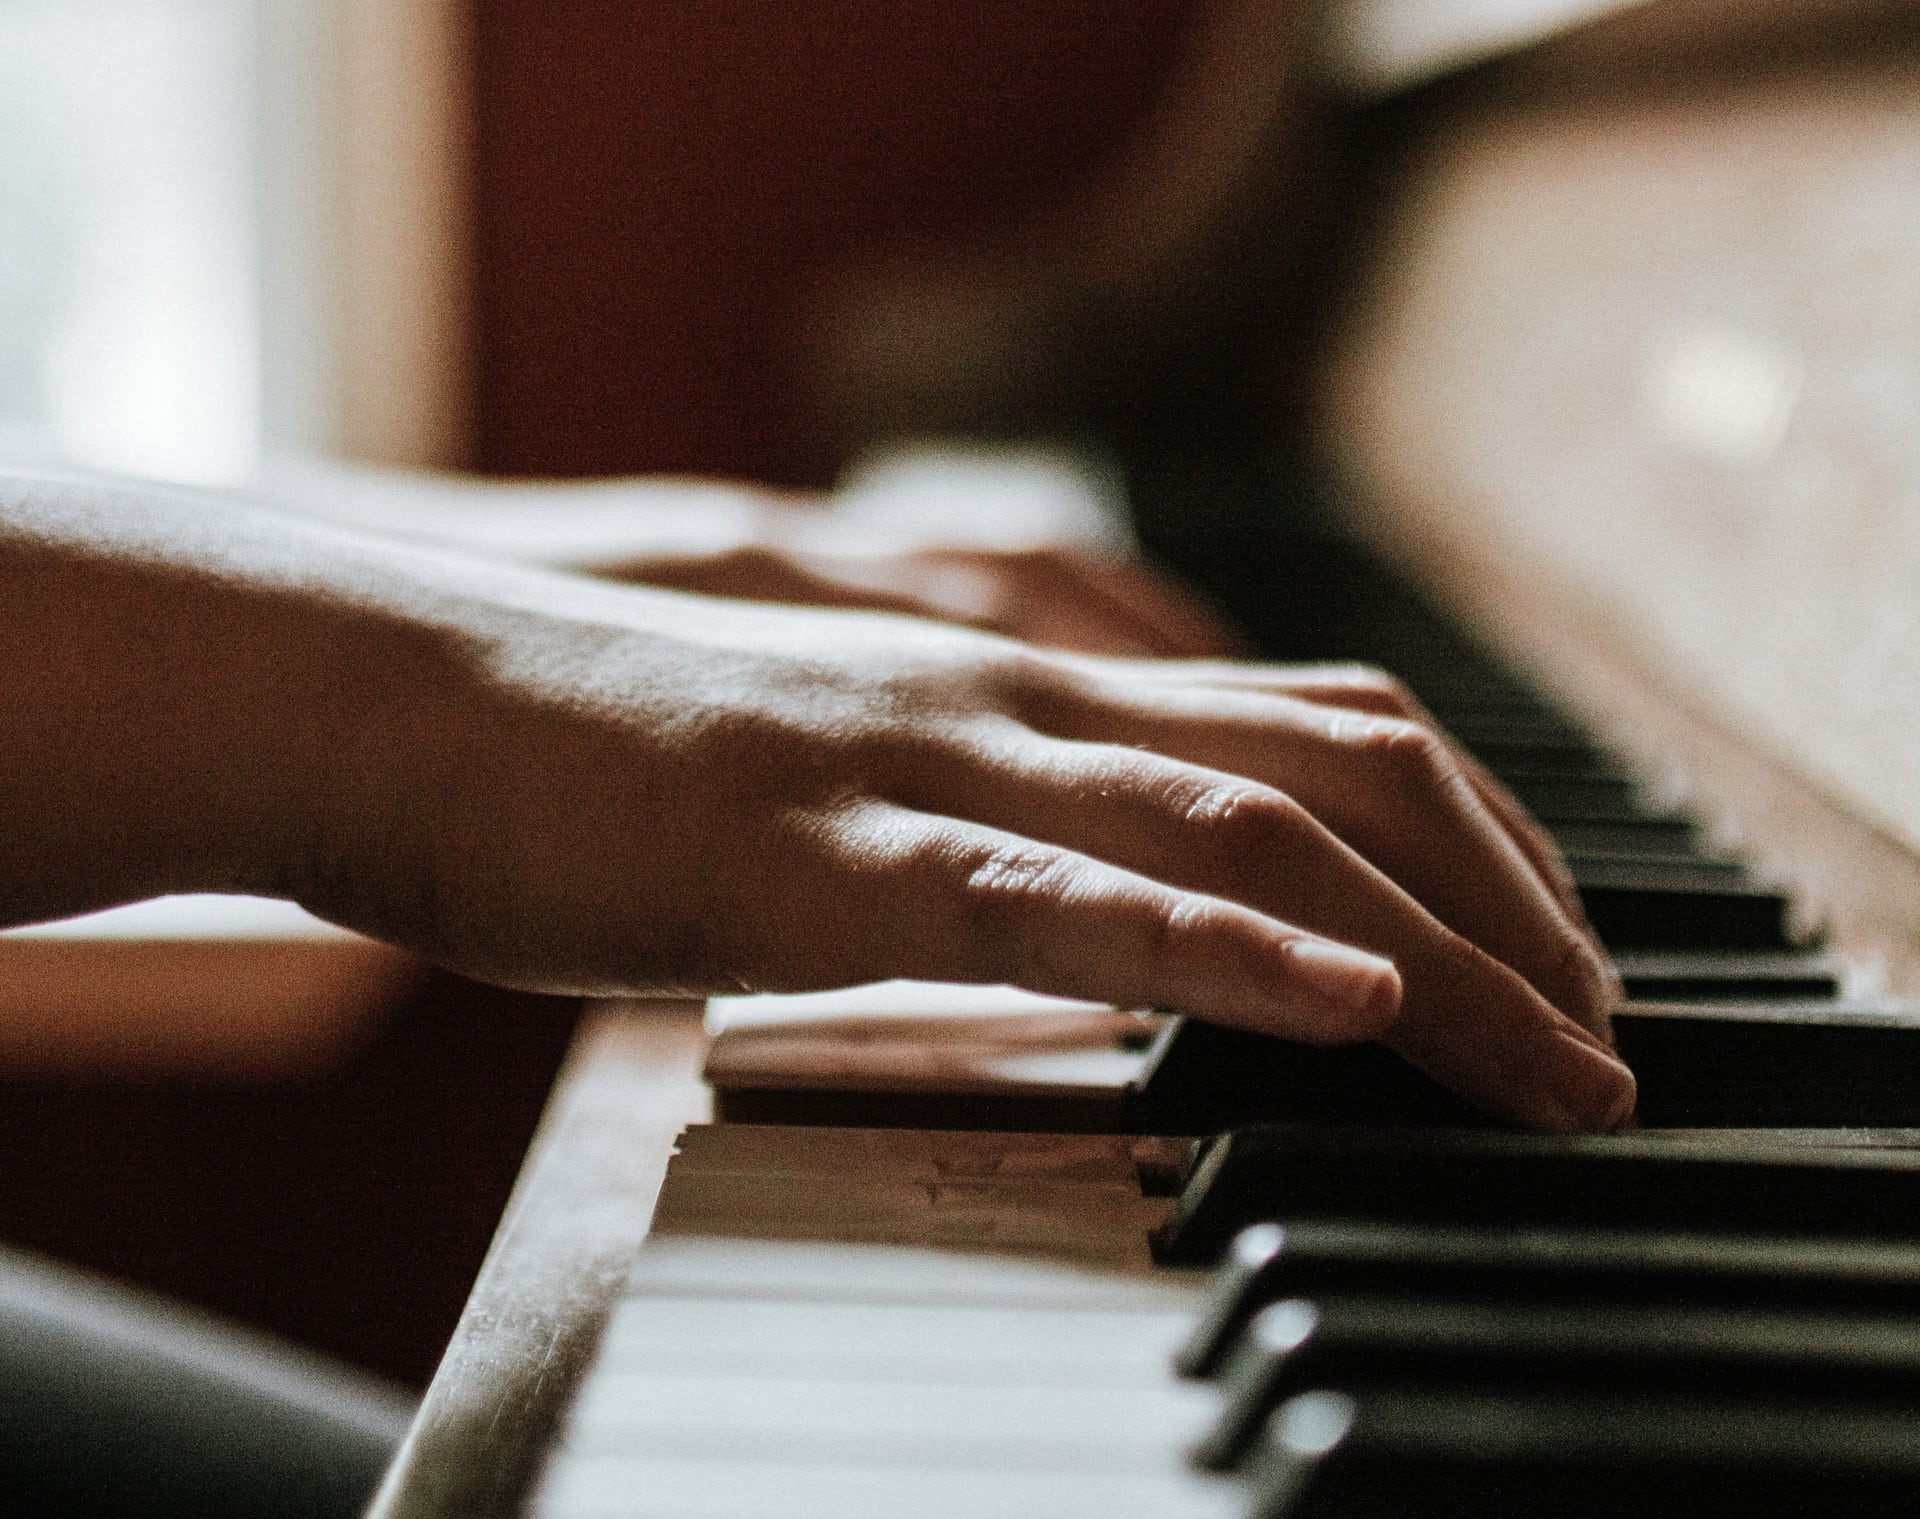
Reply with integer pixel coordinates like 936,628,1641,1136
367,1002,709,1519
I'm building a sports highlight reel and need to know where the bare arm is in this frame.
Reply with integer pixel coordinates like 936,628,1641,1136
0,469,1632,1130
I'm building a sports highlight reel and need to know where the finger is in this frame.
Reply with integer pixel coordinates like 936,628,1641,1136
1000,550,1247,658
1250,667,1591,926
613,546,950,621
1021,676,1616,1043
1103,658,1591,926
760,799,1401,1044
890,737,1633,1131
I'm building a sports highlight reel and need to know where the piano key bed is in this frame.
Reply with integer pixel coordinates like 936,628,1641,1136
529,1122,1920,1519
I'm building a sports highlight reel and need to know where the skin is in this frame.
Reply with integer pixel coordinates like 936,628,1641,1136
246,457,1241,657
602,542,1244,660
0,469,1634,1131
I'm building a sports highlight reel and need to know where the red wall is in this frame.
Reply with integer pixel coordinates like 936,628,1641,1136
471,1,1196,485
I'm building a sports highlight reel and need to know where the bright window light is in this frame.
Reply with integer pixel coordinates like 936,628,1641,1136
0,0,257,485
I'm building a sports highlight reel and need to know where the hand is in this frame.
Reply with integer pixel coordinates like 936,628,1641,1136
310,586,1630,1132
1,472,1626,1130
601,541,1243,658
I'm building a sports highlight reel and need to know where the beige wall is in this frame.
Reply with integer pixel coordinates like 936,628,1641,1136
332,0,469,468
262,0,467,469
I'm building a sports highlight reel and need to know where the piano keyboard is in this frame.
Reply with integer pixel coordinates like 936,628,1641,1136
529,1121,1920,1518
527,534,1920,1517
527,1126,1231,1519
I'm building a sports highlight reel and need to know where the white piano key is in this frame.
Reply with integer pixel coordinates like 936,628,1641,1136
670,1123,1144,1184
650,1165,1165,1255
623,1235,1203,1312
533,1138,1227,1519
598,1296,1192,1382
535,1454,1245,1519
562,1369,1219,1466
602,1290,1198,1382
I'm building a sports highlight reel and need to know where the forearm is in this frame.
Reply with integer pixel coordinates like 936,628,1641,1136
0,471,512,926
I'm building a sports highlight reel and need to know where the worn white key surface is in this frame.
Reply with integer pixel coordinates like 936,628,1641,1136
529,1126,1231,1519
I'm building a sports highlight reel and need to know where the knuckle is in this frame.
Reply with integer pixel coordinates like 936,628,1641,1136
1138,890,1217,980
961,841,1073,907
1175,779,1318,890
1347,716,1470,800
1348,665,1419,713
987,647,1093,721
1308,662,1418,714
948,840,1079,982
1178,778,1308,837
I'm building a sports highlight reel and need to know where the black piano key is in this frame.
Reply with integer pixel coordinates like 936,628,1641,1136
1568,854,1749,889
1457,738,1617,776
1244,1388,1920,1519
1548,817,1703,855
1438,716,1599,754
1615,1000,1920,1126
1576,871,1804,953
1126,1019,1484,1134
1502,772,1652,822
1153,1125,1920,1264
1126,1003,1920,1133
1198,1294,1920,1469
1196,1299,1322,1468
1500,783,1812,952
1570,853,1809,954
1175,1218,1920,1381
1611,949,1843,1001
1179,1223,1293,1377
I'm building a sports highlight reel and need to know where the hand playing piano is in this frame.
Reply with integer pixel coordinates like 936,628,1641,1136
1,473,1633,1133
328,591,1631,1135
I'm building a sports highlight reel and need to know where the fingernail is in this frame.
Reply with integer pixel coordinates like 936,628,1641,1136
1282,938,1403,1039
1542,1030,1638,1131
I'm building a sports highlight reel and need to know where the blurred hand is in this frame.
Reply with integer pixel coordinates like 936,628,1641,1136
252,454,1240,657
601,541,1244,658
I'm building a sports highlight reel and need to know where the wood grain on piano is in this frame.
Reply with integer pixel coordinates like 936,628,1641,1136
367,1002,709,1519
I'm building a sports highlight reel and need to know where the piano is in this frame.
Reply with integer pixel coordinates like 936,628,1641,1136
369,2,1920,1515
